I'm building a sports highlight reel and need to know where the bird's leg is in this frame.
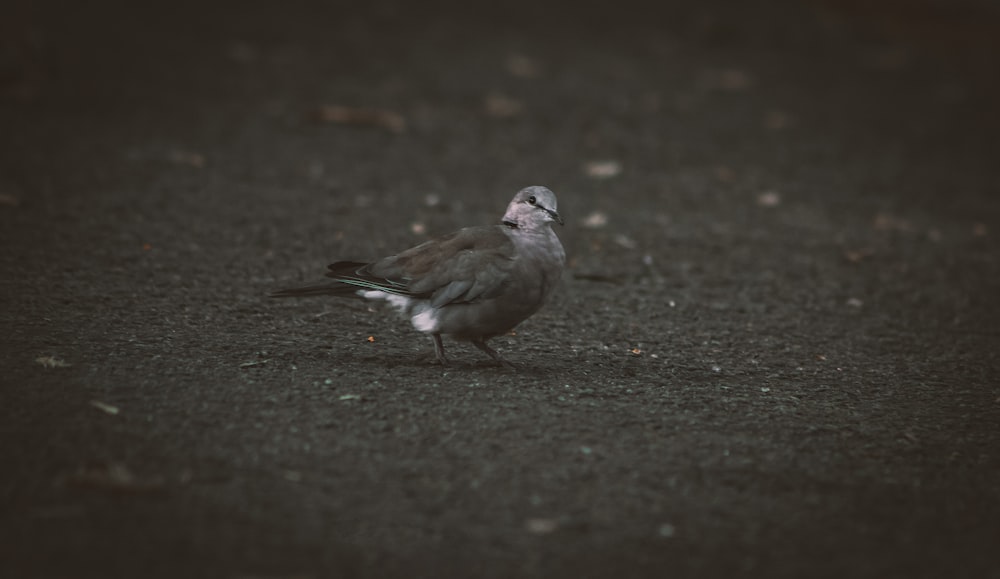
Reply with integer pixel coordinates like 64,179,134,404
471,338,515,368
432,333,449,366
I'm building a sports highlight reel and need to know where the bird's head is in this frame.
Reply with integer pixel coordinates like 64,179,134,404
502,186,563,229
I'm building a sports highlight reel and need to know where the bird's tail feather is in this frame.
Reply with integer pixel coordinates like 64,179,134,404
271,260,416,299
269,282,358,298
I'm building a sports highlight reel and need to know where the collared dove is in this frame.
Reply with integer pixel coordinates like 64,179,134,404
271,186,566,366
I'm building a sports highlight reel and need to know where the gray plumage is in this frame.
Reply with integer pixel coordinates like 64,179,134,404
271,186,566,366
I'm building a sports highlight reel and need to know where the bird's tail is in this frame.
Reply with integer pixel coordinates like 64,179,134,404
269,261,374,299
268,282,358,298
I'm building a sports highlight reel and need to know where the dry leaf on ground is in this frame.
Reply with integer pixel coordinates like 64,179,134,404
67,463,166,495
312,105,406,133
583,160,622,179
36,356,70,368
484,93,524,118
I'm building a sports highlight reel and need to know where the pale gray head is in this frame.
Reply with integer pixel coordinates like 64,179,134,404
502,186,564,229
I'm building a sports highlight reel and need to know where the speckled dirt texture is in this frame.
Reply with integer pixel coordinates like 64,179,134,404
2,1,999,578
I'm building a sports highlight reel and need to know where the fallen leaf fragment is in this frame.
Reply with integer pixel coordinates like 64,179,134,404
505,54,541,78
67,463,166,495
90,400,119,415
714,166,736,182
525,518,559,534
614,234,637,249
757,191,781,207
36,356,70,368
580,211,608,229
166,150,205,168
844,248,874,263
313,105,406,133
873,213,912,232
583,160,622,179
240,359,270,368
704,68,753,91
484,93,524,118
764,110,793,130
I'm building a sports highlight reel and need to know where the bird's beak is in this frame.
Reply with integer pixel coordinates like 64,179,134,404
546,208,564,226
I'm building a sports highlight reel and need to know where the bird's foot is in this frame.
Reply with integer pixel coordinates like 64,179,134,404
471,339,516,369
432,333,450,366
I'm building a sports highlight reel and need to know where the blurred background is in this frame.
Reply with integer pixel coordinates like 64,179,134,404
2,1,998,577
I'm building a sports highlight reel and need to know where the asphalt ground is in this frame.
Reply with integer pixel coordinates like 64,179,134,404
2,1,999,577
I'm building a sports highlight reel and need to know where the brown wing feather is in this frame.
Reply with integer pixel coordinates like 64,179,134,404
369,225,517,306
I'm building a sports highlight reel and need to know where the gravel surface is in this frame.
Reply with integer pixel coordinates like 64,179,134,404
2,1,999,577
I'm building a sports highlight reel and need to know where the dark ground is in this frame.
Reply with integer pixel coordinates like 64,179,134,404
2,0,1000,577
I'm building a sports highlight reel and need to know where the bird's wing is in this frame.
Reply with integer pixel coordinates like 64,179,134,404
367,225,517,307
322,260,411,295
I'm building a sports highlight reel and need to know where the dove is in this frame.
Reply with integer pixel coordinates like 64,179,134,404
271,186,566,366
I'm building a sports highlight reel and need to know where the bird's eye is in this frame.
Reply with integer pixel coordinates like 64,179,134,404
527,195,537,205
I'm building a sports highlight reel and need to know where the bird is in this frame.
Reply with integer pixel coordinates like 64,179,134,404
270,186,566,366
